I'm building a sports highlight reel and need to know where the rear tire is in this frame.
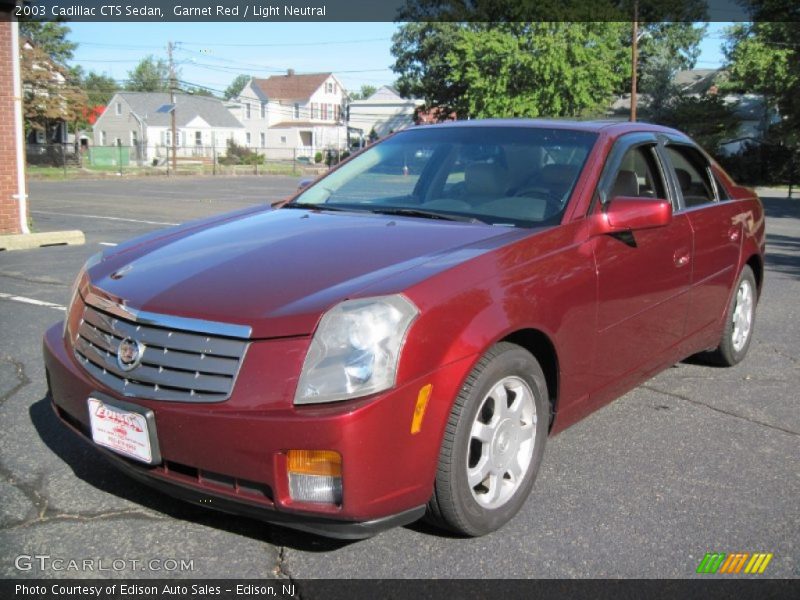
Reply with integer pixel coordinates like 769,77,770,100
426,342,549,536
706,265,757,366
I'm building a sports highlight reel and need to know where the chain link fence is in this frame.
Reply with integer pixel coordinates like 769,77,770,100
25,143,354,177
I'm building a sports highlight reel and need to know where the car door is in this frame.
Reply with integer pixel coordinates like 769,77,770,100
590,135,693,394
661,142,743,338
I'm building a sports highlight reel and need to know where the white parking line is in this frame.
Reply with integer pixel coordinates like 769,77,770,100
98,242,118,247
0,292,66,311
31,210,179,226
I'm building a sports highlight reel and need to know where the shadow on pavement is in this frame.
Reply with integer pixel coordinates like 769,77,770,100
765,233,800,281
29,395,355,553
760,195,800,220
759,194,800,282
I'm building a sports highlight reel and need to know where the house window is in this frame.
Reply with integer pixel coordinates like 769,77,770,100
195,131,202,146
293,103,300,119
245,102,251,119
100,131,107,146
322,104,328,120
260,102,266,119
246,132,251,146
260,132,265,147
326,82,333,94
36,130,46,144
280,136,287,144
115,102,122,116
334,105,341,121
131,130,138,146
327,104,334,121
165,130,181,147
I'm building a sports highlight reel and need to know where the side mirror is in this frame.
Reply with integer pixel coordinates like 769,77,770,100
297,178,313,191
591,197,672,236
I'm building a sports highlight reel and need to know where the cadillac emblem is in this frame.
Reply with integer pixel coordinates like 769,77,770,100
117,338,145,371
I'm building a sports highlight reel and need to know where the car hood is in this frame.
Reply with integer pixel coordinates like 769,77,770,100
87,208,521,338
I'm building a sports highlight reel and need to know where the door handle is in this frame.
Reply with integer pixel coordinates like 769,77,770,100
674,250,691,268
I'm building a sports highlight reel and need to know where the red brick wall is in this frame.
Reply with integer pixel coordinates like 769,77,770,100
0,14,24,235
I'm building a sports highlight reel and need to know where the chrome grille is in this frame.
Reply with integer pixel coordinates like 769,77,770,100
73,295,249,402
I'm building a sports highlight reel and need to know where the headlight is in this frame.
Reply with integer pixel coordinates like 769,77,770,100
63,251,103,337
294,295,418,404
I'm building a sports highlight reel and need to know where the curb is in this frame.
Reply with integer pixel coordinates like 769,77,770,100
0,230,85,252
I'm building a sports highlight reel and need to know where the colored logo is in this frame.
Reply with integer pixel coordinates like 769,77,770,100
117,338,145,371
696,552,773,574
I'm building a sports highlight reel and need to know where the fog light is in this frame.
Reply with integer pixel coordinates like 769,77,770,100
287,450,342,505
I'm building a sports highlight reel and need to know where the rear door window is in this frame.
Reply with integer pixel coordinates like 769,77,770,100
665,145,716,208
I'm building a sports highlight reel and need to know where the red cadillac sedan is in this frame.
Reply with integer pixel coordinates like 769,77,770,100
43,120,765,538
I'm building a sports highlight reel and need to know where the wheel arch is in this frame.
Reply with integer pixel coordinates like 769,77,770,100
500,328,559,429
745,253,764,299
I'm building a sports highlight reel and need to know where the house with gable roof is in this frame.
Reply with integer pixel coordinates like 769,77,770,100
92,91,245,163
231,70,347,159
348,85,424,143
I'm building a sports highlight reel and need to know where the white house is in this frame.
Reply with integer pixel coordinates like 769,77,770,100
348,86,424,143
93,92,245,163
231,70,347,159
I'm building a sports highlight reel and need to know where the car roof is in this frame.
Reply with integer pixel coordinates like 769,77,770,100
412,118,685,139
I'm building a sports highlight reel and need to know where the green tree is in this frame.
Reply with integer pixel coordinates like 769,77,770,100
658,95,739,154
126,55,173,92
724,20,799,145
81,71,121,106
392,22,629,119
19,21,77,66
391,1,708,120
349,84,378,100
224,74,250,100
636,22,706,120
20,43,87,137
183,85,215,97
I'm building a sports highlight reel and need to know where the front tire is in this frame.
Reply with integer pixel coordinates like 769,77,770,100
707,265,757,366
427,342,550,536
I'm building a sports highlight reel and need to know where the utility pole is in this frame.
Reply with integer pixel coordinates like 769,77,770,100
168,41,177,173
630,0,639,122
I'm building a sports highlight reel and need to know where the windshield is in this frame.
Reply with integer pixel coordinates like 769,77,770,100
290,126,598,227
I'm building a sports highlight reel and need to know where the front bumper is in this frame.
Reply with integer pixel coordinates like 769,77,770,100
43,323,474,538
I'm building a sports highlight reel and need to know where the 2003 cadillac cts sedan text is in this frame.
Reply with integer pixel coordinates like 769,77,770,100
43,120,765,538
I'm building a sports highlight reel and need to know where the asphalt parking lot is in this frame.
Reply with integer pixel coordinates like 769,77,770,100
0,176,797,580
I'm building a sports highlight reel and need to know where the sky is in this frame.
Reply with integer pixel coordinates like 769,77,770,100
67,22,733,96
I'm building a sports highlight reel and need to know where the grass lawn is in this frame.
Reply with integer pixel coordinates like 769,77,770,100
26,161,315,180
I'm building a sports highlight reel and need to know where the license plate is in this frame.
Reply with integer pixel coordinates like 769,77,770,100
88,397,156,464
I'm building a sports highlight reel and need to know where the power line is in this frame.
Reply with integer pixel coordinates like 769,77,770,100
179,37,391,48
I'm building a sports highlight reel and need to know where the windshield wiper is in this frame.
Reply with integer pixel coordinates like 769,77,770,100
367,207,486,224
283,202,350,212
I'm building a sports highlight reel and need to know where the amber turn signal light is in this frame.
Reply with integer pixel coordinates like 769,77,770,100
287,450,342,476
411,384,432,434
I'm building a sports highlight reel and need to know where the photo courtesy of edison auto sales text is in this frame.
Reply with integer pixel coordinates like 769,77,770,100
14,584,297,596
